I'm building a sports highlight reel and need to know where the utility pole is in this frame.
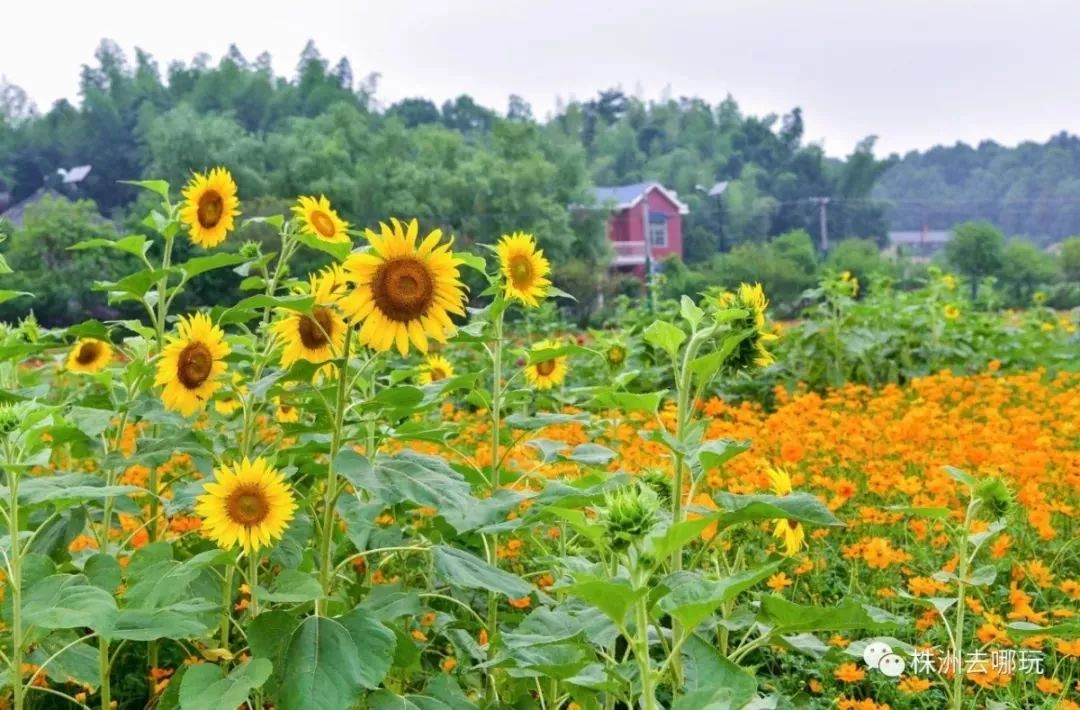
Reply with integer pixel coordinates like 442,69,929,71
812,196,830,252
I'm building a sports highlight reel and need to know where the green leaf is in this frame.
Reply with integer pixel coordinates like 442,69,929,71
259,569,322,604
244,214,284,230
712,491,843,530
565,574,647,627
121,179,170,200
179,658,272,710
758,596,905,633
681,295,705,327
27,631,99,689
83,554,122,593
22,575,118,631
593,389,667,415
563,443,616,466
247,610,298,697
294,231,352,262
660,562,782,631
0,290,33,305
678,635,758,709
175,252,249,280
944,466,977,487
95,267,168,299
456,252,487,273
696,438,752,472
4,474,143,507
967,565,997,587
643,319,686,358
280,616,367,710
69,234,150,259
433,545,532,598
105,603,215,641
338,450,480,533
336,607,397,689
68,406,113,438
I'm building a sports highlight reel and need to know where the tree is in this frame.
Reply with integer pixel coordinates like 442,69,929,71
944,221,1006,298
997,241,1059,304
1061,237,1080,282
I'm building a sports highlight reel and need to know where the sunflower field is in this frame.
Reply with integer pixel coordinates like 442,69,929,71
0,170,1077,710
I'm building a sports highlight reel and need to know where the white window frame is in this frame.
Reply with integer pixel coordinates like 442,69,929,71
648,218,668,247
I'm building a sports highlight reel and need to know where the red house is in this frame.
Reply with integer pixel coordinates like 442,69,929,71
593,181,688,275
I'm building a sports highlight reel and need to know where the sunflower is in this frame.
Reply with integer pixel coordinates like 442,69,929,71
66,338,113,374
292,195,350,244
155,313,230,416
767,467,805,556
214,373,247,415
271,268,347,369
944,304,960,321
195,457,297,553
418,354,455,385
273,396,299,423
339,218,467,356
497,232,551,307
714,282,778,370
605,341,628,369
180,167,240,248
524,339,568,390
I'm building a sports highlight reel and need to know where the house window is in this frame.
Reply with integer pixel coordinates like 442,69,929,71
648,218,668,247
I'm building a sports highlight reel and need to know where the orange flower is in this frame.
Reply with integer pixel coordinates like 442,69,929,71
833,663,866,683
1057,639,1080,658
897,676,931,694
767,572,792,592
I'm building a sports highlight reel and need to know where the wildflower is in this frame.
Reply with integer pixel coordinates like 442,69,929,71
155,313,230,416
195,457,297,553
943,304,960,320
833,663,866,683
441,657,457,672
1056,639,1080,658
293,195,350,244
897,676,931,694
66,338,112,374
767,572,792,592
180,167,240,248
508,597,532,609
339,218,466,355
497,232,551,307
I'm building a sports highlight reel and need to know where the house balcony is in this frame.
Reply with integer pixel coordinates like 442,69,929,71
612,240,650,266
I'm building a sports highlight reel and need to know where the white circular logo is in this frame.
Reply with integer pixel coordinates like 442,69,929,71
863,641,892,670
878,652,906,678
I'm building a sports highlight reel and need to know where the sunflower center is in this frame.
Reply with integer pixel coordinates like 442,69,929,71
177,342,213,390
787,519,799,529
508,254,534,287
535,359,557,377
429,366,448,382
75,342,102,365
298,307,335,349
607,346,625,364
310,211,337,238
226,486,269,526
372,258,435,322
197,190,224,229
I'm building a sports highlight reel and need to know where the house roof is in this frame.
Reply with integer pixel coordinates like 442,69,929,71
592,181,689,214
0,188,66,228
887,230,952,245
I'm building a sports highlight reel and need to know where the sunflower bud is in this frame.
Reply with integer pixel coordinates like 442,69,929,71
601,484,660,550
975,477,1013,520
638,469,673,506
0,404,19,435
239,241,262,260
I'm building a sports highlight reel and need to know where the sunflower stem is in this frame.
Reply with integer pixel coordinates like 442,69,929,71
484,305,505,702
8,458,25,710
317,326,352,614
247,552,260,619
219,563,234,648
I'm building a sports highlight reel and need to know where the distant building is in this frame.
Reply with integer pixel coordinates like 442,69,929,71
0,188,68,228
886,228,951,260
591,181,688,276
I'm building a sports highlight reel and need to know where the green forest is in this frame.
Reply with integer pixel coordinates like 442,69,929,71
2,40,1079,324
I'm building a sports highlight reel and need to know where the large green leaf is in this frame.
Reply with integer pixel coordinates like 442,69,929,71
280,616,367,710
69,234,150,259
22,575,118,631
643,319,686,358
336,607,396,689
564,575,647,627
179,658,272,710
712,492,844,530
174,252,249,280
337,449,480,533
104,603,215,641
433,545,532,598
259,569,322,604
1,474,143,507
660,561,783,631
676,635,758,710
758,597,905,634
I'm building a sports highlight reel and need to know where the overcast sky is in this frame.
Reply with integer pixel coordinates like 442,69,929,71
4,0,1080,157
